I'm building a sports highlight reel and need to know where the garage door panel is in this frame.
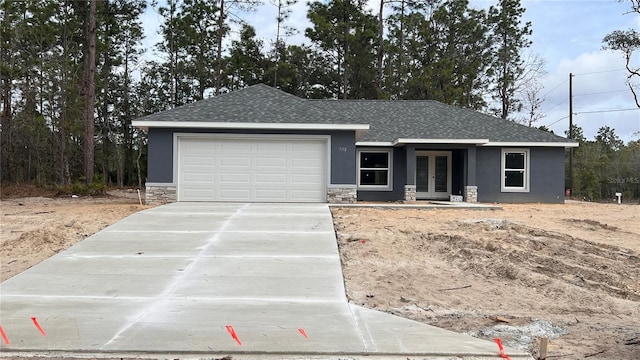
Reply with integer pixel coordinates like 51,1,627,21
291,174,321,184
294,148,323,155
255,157,287,167
256,142,288,151
291,158,319,166
183,157,214,166
220,157,251,167
219,189,252,201
255,173,287,183
290,164,322,173
183,188,216,199
183,173,215,182
255,189,288,200
183,139,213,150
179,137,326,202
219,173,251,184
220,142,251,151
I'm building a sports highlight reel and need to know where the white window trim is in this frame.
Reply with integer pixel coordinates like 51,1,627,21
501,148,530,193
357,149,393,191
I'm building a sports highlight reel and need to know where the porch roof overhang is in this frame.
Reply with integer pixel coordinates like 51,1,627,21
356,139,579,148
480,141,579,148
132,120,370,141
357,139,489,147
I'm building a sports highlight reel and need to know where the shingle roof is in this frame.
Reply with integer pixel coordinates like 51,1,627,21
135,83,361,124
310,99,570,143
134,83,573,144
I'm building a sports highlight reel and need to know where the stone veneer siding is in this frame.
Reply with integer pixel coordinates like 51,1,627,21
464,186,478,203
146,184,357,204
146,185,177,205
327,186,357,204
404,185,416,202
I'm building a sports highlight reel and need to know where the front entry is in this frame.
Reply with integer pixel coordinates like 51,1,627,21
416,151,452,199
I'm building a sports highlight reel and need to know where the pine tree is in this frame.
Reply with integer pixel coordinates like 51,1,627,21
306,0,379,99
487,0,532,119
224,25,266,90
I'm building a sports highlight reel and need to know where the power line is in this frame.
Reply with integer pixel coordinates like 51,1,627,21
573,69,626,76
575,108,640,115
539,72,625,113
545,116,569,127
542,99,568,115
542,89,631,116
541,79,568,98
573,89,630,97
543,108,638,127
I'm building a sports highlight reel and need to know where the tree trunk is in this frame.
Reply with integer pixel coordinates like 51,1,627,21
82,0,97,185
102,0,111,184
216,0,224,95
376,0,384,97
165,0,178,106
59,9,69,185
123,34,133,186
0,0,13,182
136,138,143,190
342,3,350,100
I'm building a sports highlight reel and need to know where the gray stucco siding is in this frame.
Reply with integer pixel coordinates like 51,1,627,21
451,150,465,196
147,128,174,183
476,147,566,203
328,131,356,184
357,147,406,201
145,128,356,185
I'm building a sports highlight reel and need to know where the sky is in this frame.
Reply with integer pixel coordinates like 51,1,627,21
140,0,640,143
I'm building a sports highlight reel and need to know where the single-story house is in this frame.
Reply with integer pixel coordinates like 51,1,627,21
132,84,578,204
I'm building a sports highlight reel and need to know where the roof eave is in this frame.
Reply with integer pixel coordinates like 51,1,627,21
132,120,370,132
356,139,490,147
482,141,579,148
394,138,490,145
356,139,579,148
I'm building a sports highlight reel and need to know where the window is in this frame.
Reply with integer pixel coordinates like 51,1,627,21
358,150,391,189
501,149,529,192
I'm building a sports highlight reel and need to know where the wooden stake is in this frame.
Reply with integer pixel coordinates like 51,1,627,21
539,337,548,360
137,189,143,208
438,285,471,291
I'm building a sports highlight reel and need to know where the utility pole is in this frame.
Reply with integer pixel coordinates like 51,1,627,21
569,73,574,196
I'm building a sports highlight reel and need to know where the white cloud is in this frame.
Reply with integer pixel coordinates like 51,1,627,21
539,51,639,142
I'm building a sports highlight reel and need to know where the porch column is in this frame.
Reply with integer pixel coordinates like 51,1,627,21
405,146,416,202
465,146,478,203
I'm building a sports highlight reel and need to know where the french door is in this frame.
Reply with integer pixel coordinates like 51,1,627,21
416,151,452,199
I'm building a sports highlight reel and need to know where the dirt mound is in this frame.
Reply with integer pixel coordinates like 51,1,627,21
3,228,71,257
431,221,640,301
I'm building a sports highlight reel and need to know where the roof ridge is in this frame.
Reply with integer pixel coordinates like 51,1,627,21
309,98,440,103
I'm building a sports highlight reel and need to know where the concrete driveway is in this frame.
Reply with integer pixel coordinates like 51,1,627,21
0,203,530,359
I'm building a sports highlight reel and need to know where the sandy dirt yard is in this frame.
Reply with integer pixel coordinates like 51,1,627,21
332,202,640,360
1,190,145,282
1,192,639,360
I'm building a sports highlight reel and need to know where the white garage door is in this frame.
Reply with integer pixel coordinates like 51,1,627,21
178,136,327,202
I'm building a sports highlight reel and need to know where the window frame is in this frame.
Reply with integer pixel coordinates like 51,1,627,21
357,149,393,191
501,148,530,192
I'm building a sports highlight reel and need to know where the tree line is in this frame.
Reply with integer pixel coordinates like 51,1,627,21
0,0,638,200
567,125,639,201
